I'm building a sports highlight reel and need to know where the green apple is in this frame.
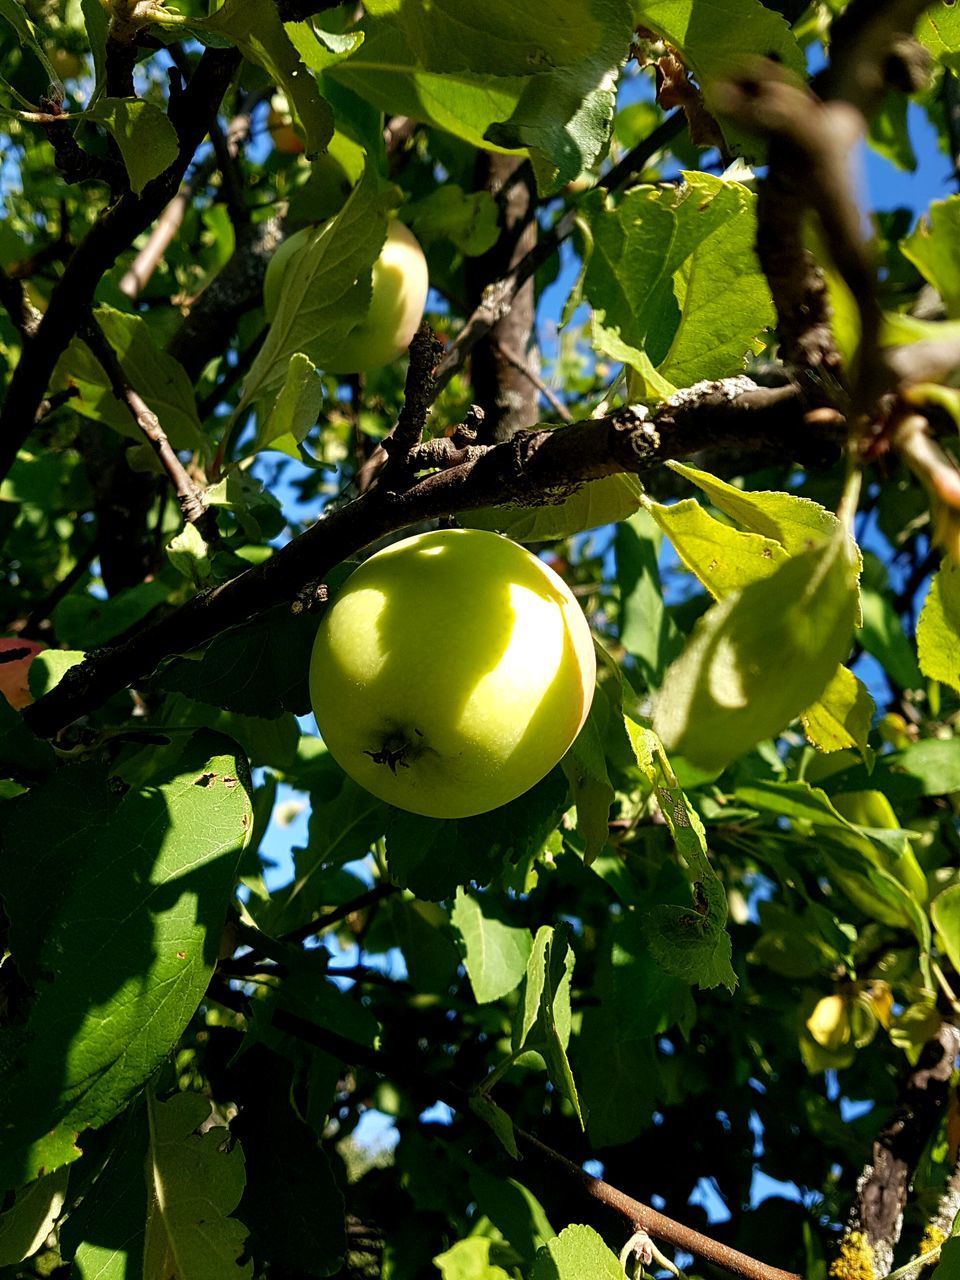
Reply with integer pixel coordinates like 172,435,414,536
309,529,596,818
263,218,429,373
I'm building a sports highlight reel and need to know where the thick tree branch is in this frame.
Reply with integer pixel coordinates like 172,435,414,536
0,46,240,486
23,377,832,738
79,317,211,531
431,111,686,402
843,1024,960,1274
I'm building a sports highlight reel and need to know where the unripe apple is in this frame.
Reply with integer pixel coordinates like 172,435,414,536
309,529,596,818
0,638,45,710
263,218,429,374
268,94,305,155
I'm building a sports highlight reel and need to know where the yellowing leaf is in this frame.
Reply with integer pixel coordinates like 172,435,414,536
654,534,859,771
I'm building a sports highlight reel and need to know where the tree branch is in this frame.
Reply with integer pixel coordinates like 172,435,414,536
22,377,833,738
207,977,801,1280
119,89,264,300
431,111,686,402
277,883,401,947
79,317,211,531
0,45,241,485
842,1024,960,1274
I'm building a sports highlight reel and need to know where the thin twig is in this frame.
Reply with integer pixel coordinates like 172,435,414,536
80,317,211,531
278,883,401,947
0,47,241,485
206,977,800,1280
118,87,263,300
493,338,573,423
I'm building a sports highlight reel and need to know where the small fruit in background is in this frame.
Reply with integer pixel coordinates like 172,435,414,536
309,529,596,818
50,48,85,80
0,638,45,710
806,993,851,1052
268,93,305,155
263,218,429,373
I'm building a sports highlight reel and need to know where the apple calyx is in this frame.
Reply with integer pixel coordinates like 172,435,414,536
364,727,426,774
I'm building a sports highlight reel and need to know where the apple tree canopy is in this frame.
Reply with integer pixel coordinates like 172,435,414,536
4,1,960,1277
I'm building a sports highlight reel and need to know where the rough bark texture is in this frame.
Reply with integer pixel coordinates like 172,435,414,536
466,154,540,443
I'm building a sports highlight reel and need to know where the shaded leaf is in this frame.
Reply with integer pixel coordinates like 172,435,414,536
452,888,532,1004
143,1091,252,1279
0,734,251,1189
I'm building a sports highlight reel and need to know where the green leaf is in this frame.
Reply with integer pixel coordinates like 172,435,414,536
468,1171,555,1264
462,473,643,542
250,352,323,459
267,777,388,934
385,768,569,900
615,508,683,688
918,560,960,693
27,648,85,699
801,665,875,759
893,738,960,796
738,779,930,937
451,888,533,1004
53,306,207,454
868,91,916,173
902,196,960,317
469,1094,519,1160
512,925,583,1126
0,0,63,90
186,0,333,157
86,99,179,195
235,1056,346,1277
331,0,634,192
239,172,393,411
0,1167,69,1266
648,495,788,597
62,1103,149,1279
583,174,772,393
931,1237,960,1280
578,910,692,1145
144,1091,252,1279
668,460,847,556
403,186,499,256
0,697,55,777
860,584,923,691
0,733,252,1189
932,884,960,976
166,520,213,588
560,696,614,864
653,534,859,772
633,0,803,138
531,1224,622,1280
920,2,960,71
434,1237,513,1280
53,579,169,649
155,603,319,719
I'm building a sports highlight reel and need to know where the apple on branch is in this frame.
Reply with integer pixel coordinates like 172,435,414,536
263,218,429,374
309,529,596,818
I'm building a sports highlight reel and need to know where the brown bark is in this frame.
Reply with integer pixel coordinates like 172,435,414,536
466,155,540,443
